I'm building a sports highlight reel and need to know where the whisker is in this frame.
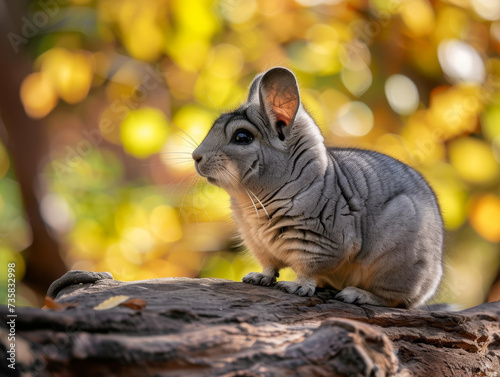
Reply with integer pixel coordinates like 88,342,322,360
248,189,270,220
219,167,240,188
197,181,212,222
156,173,191,207
167,171,197,203
216,160,270,221
201,183,217,204
178,175,200,217
245,188,260,218
157,152,193,155
143,160,193,167
184,175,202,196
203,90,220,113
171,132,198,149
218,167,264,219
156,157,194,161
169,122,200,148
192,181,199,223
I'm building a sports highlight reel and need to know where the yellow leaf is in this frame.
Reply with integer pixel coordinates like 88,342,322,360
93,295,130,310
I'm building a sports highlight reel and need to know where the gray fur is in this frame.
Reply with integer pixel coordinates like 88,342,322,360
192,67,444,308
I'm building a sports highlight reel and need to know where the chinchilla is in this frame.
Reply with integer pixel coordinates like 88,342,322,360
192,67,444,308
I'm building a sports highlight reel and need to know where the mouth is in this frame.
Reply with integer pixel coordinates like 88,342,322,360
194,163,207,178
195,163,220,186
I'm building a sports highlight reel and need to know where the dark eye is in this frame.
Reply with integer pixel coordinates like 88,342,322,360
232,129,254,145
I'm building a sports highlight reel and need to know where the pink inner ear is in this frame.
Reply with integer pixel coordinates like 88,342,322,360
273,108,293,125
265,83,299,126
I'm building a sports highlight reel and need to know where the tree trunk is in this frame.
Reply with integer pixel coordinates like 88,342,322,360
488,264,500,303
0,0,67,295
1,271,499,377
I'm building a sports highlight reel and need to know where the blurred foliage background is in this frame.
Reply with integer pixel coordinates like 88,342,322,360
1,0,500,308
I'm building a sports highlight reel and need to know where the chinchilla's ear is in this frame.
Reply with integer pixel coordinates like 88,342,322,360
258,67,300,141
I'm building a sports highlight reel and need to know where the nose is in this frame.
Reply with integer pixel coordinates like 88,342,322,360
192,151,202,163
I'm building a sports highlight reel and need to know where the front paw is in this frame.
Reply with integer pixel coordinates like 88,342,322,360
242,272,276,286
275,280,315,297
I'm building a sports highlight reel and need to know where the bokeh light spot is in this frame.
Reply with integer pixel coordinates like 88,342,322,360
491,21,500,43
341,65,372,97
120,108,171,158
428,85,483,140
172,105,214,145
207,44,244,79
400,0,435,36
219,0,257,24
122,227,153,253
422,163,467,230
472,0,500,21
480,105,500,141
20,72,58,119
125,16,164,62
40,48,94,104
150,206,183,243
40,193,74,233
438,40,486,84
385,74,420,115
337,102,374,137
470,194,500,242
493,136,500,163
449,137,499,185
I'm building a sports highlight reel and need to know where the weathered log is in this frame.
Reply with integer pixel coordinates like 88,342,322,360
1,270,499,377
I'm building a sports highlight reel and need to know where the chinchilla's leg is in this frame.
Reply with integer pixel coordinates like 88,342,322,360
335,193,444,309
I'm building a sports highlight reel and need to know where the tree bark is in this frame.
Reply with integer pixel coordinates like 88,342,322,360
1,271,499,377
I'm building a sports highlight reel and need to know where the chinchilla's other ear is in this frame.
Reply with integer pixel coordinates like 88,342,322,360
247,73,263,102
258,67,300,141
